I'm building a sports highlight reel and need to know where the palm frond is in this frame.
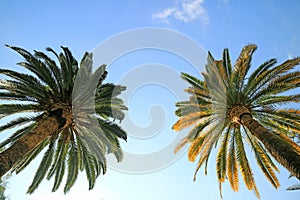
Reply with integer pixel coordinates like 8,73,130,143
216,125,231,183
0,116,38,134
193,123,223,180
222,48,232,81
244,58,277,95
188,135,206,162
232,44,257,90
251,72,300,101
47,133,66,180
235,128,258,197
0,123,37,149
6,45,59,96
52,141,69,192
34,50,62,94
0,79,47,101
79,138,97,190
243,127,280,188
286,183,300,190
181,72,206,89
173,111,211,131
255,94,300,106
226,128,239,191
27,140,55,194
64,137,79,193
248,57,300,99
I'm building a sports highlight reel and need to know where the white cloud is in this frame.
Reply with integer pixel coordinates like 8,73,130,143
152,7,176,24
152,0,209,27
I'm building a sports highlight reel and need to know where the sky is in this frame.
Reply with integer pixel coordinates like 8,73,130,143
0,0,300,200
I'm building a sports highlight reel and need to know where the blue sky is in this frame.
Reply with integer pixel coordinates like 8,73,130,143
0,0,300,200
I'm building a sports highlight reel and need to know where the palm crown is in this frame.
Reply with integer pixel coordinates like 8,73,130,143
173,44,300,198
0,45,127,193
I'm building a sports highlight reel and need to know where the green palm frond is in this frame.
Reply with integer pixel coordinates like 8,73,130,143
95,83,127,121
0,104,39,119
222,48,232,81
0,115,39,134
27,140,55,194
255,94,300,106
0,123,37,149
51,141,69,192
246,57,300,99
79,137,97,190
64,140,79,193
250,71,300,102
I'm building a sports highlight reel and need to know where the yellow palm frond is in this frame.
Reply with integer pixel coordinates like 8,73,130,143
174,137,189,154
216,126,231,183
188,135,205,162
287,108,300,115
227,131,239,192
172,111,210,131
276,131,300,155
253,184,261,199
232,44,257,89
184,87,210,99
215,60,228,84
235,128,256,191
193,123,223,180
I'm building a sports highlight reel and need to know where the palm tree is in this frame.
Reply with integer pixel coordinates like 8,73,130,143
0,45,127,193
173,44,300,198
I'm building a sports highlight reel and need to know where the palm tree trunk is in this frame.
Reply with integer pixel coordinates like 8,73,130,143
231,105,300,180
0,109,66,177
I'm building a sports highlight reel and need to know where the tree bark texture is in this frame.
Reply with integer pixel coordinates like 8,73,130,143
0,109,65,177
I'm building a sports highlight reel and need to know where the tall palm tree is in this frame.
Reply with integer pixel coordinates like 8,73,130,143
0,45,127,193
173,44,300,198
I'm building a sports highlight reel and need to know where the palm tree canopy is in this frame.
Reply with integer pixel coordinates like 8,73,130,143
0,45,128,193
173,44,300,198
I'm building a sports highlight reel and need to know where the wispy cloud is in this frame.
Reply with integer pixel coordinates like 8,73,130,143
152,0,209,27
152,7,177,24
